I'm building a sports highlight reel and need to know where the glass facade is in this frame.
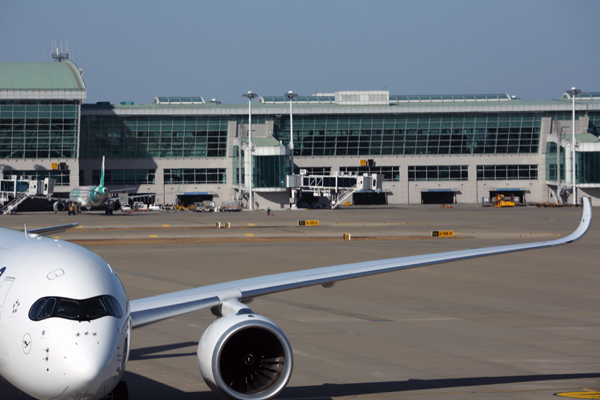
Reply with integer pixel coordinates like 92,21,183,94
576,152,600,184
0,101,79,159
232,146,242,185
589,112,599,136
253,155,289,188
545,143,565,182
339,166,400,181
5,170,70,186
408,165,468,181
477,165,538,181
164,168,226,184
80,116,228,158
93,169,156,185
545,144,600,184
275,113,541,156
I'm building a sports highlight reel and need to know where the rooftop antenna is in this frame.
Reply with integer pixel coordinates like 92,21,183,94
51,39,69,62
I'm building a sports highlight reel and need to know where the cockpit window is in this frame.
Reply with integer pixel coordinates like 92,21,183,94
28,298,47,320
103,296,123,319
39,298,56,320
56,299,81,320
83,298,108,320
28,295,123,322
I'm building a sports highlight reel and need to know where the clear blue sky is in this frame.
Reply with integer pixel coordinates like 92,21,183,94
1,0,598,105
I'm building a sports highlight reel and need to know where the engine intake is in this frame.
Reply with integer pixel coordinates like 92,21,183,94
198,313,293,400
53,201,65,212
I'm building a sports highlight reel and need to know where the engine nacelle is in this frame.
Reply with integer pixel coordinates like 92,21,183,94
198,313,293,400
53,201,65,212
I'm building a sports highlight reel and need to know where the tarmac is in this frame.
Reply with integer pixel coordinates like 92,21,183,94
1,204,599,399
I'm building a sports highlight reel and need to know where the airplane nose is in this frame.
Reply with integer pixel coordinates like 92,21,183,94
65,339,111,389
60,322,123,398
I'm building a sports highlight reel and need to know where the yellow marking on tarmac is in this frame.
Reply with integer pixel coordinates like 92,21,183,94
149,234,158,238
556,389,600,398
246,233,254,237
162,224,170,227
247,223,255,226
51,236,59,239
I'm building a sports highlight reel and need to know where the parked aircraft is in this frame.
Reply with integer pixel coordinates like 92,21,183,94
49,157,151,215
0,199,592,400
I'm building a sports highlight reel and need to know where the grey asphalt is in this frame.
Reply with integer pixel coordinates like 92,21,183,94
1,205,598,399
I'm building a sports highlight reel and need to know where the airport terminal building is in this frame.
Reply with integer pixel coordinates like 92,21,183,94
1,60,600,209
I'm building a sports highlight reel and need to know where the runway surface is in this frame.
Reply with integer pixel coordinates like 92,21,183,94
1,205,598,399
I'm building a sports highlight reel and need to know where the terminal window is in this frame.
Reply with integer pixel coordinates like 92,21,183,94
80,116,228,158
0,102,79,159
476,165,538,181
408,165,468,181
93,169,156,185
274,114,541,157
164,168,226,184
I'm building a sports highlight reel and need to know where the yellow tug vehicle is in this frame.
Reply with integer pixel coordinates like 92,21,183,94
493,194,516,207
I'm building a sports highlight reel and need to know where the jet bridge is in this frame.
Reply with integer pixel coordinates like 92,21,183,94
0,176,55,214
287,171,383,208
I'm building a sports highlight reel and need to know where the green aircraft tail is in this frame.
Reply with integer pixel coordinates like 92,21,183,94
100,156,105,187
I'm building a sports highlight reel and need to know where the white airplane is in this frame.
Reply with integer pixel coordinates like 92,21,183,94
0,199,592,400
50,157,143,215
47,156,115,215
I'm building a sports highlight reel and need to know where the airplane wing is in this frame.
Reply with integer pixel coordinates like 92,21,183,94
130,198,592,329
32,195,73,203
108,190,179,202
108,188,138,193
28,223,81,235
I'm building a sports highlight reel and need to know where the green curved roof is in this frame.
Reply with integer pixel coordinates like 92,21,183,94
0,61,85,90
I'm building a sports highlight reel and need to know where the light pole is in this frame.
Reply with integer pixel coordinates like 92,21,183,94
567,87,581,205
284,91,298,172
242,91,257,210
284,91,298,207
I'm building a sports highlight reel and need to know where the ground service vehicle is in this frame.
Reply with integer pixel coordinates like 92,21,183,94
220,200,242,212
194,201,216,212
493,194,516,207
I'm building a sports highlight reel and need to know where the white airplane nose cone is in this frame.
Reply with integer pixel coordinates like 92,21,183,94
60,321,122,398
66,344,110,390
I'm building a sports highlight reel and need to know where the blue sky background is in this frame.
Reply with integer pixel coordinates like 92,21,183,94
1,1,598,104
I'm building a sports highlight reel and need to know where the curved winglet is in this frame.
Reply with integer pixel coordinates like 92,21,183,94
560,197,592,244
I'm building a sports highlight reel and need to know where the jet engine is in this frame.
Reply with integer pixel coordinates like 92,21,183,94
105,200,120,215
53,201,65,212
197,303,293,400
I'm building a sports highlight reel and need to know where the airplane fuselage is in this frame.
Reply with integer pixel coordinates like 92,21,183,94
0,229,130,400
69,185,108,208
